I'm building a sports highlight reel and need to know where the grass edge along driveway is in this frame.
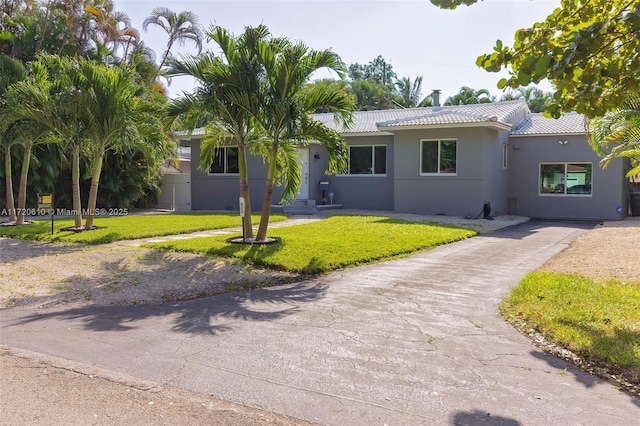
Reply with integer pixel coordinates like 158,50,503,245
501,271,640,396
0,213,287,244
144,215,477,274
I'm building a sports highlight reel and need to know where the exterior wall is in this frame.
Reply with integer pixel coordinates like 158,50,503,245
482,131,510,216
393,127,507,216
507,135,627,220
327,135,395,210
190,139,284,211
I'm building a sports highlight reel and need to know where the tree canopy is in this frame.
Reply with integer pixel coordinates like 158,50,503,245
589,96,640,176
444,86,494,105
430,0,640,118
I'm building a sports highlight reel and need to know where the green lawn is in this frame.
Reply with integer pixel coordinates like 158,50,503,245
501,271,640,387
145,215,477,273
0,213,286,244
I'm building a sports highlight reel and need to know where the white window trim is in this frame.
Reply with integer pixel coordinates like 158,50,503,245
419,139,458,176
338,144,387,177
538,162,593,197
207,146,240,176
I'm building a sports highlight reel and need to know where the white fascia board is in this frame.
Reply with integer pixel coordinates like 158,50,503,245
377,122,512,132
509,132,587,138
339,131,395,137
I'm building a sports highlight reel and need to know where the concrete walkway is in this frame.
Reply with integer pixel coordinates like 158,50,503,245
1,220,639,425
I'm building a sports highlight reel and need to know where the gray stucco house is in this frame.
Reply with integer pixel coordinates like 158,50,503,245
179,99,631,220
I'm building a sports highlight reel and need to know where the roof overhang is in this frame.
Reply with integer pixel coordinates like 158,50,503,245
376,122,513,132
509,132,587,138
339,131,395,137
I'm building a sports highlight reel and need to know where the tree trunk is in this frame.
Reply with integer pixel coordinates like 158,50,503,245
256,143,279,241
237,142,253,240
71,146,83,229
4,148,16,223
16,142,32,225
84,150,104,230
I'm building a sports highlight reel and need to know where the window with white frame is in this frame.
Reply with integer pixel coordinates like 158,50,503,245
421,139,457,174
539,163,592,195
209,146,239,174
348,145,386,175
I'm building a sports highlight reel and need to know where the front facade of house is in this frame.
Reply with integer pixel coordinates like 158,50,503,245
180,99,631,220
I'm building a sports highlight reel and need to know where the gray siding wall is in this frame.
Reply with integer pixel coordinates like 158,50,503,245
190,139,284,211
326,135,395,210
482,131,510,216
507,135,627,220
393,127,508,216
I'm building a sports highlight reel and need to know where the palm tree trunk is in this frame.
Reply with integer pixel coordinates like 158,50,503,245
256,142,279,241
71,146,83,229
237,142,253,239
4,149,16,223
84,150,104,229
158,39,174,70
16,141,32,225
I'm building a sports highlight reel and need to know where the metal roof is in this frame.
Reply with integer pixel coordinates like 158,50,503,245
177,100,588,138
510,112,587,136
315,99,529,133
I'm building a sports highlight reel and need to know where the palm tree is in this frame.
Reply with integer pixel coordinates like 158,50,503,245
85,4,140,63
142,7,204,70
168,25,271,240
242,37,355,241
68,59,167,229
444,86,494,105
395,76,431,108
4,56,87,228
0,55,27,223
589,96,640,177
500,87,552,112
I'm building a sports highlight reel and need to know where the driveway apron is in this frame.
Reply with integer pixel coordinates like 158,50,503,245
2,221,639,425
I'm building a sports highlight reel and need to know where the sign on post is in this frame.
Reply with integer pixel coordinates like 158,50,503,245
38,193,53,213
239,197,246,218
38,193,54,235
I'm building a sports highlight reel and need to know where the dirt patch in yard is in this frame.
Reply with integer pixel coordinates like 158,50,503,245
0,238,296,309
540,219,640,283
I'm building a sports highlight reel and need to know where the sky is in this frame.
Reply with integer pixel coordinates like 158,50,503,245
113,0,561,102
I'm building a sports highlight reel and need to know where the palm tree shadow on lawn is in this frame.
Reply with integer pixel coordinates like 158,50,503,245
9,281,328,336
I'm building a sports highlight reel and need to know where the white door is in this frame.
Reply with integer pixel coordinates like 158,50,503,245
297,148,310,199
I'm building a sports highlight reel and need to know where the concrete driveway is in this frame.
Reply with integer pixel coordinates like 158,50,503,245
2,220,639,425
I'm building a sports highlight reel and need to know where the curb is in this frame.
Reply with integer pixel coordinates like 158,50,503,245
1,344,162,392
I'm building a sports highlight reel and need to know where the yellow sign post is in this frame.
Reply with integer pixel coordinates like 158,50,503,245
37,193,54,234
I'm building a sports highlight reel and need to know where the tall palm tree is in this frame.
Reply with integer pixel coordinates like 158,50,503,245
68,58,166,229
589,96,640,177
0,55,27,223
242,37,355,241
4,56,87,228
85,4,140,63
168,25,271,240
444,86,494,105
142,7,204,70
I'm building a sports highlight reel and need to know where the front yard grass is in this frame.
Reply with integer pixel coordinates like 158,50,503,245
0,213,286,244
501,271,640,391
144,215,477,274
